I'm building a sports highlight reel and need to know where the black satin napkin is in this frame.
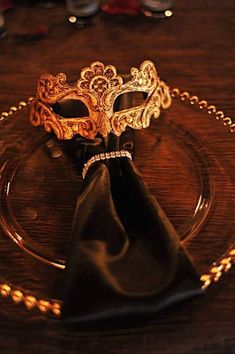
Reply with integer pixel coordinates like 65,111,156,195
61,133,202,326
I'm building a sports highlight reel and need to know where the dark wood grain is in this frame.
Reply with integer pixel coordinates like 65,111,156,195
0,1,235,353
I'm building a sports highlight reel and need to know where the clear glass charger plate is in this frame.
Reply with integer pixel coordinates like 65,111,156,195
0,98,235,277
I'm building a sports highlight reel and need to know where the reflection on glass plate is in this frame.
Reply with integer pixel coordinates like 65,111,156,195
0,101,235,273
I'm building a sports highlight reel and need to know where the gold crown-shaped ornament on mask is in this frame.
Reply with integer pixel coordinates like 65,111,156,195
30,60,172,140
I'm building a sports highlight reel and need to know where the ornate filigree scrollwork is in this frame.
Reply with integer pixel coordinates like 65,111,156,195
30,60,171,140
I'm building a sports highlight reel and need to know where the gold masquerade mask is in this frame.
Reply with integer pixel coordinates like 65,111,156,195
30,60,171,140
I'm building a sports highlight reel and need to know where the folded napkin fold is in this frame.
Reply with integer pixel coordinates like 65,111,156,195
61,133,202,325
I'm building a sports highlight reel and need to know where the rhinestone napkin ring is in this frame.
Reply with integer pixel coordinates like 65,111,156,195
29,60,171,140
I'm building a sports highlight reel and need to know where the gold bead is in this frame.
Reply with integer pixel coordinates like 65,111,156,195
230,124,235,133
221,257,232,265
215,111,224,119
225,263,232,272
19,101,27,107
223,117,232,126
11,290,24,303
170,88,180,97
229,249,235,257
213,271,222,281
1,112,9,117
189,95,199,105
180,92,190,101
198,100,207,109
200,274,210,282
207,105,216,114
201,279,211,290
38,300,50,313
0,284,11,297
10,106,17,112
24,295,37,309
51,302,61,317
211,266,219,274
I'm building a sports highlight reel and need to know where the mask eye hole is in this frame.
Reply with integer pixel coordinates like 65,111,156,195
52,99,89,118
113,92,147,112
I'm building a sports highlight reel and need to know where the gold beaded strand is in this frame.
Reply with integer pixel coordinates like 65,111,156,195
170,87,235,132
0,282,61,316
200,248,235,290
170,87,235,289
0,97,34,122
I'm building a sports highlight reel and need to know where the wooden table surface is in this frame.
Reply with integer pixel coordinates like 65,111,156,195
0,1,235,353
